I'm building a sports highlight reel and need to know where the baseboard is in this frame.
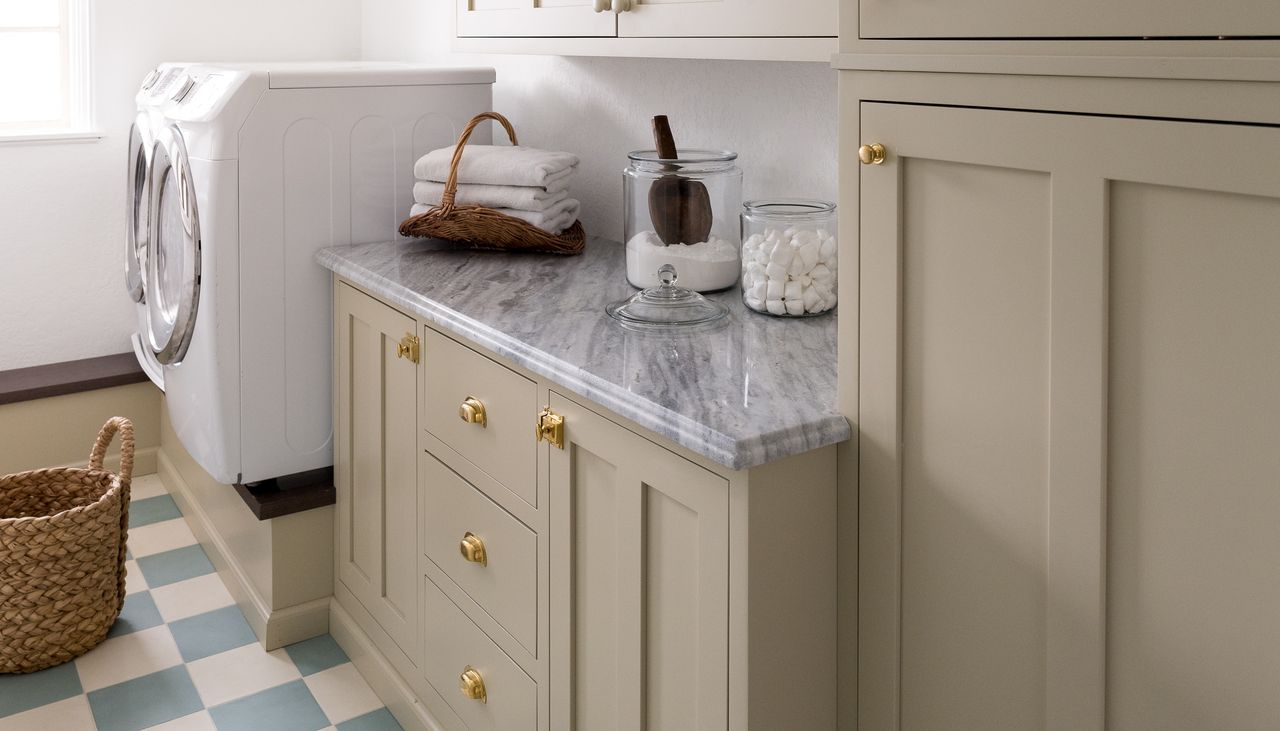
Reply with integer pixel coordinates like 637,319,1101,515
159,449,329,651
330,599,449,731
61,445,159,478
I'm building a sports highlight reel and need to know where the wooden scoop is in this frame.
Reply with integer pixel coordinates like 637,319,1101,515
648,116,713,247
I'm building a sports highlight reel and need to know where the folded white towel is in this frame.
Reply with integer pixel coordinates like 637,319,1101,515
413,180,570,212
410,198,580,236
414,145,580,188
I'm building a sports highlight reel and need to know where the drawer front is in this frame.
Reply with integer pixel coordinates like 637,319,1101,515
423,574,537,730
423,328,537,507
422,452,537,655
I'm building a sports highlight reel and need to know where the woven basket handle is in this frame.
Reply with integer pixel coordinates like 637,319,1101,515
439,112,520,214
89,417,135,483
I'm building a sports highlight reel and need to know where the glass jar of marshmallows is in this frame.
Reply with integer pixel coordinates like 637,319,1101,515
740,199,837,317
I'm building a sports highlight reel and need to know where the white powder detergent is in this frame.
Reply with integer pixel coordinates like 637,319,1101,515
626,231,740,292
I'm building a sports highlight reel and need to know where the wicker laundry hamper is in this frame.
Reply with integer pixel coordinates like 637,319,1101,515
399,111,586,255
0,417,133,674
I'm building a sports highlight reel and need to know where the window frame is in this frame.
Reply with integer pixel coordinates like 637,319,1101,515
0,0,98,144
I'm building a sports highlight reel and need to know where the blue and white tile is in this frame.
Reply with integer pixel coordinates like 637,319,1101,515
129,474,169,501
150,572,236,623
129,494,184,528
87,665,204,731
124,558,148,595
75,623,184,692
207,679,331,731
187,643,301,708
128,517,199,558
0,695,96,731
303,663,385,725
0,471,400,731
147,709,218,730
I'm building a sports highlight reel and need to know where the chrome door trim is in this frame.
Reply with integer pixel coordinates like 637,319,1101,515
146,123,201,366
125,120,151,303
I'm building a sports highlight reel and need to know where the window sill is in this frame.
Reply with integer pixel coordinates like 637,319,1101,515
0,129,104,145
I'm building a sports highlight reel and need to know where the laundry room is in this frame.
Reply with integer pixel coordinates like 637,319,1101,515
2,1,1279,730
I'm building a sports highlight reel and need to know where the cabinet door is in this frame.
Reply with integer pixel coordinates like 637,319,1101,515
456,0,616,38
548,392,729,731
858,103,1280,730
335,283,419,660
618,0,835,38
859,0,1279,38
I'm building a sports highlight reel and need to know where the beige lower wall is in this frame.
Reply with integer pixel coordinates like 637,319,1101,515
0,381,161,476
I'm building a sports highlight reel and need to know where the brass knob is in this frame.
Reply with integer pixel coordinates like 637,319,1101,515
395,333,420,363
460,666,487,703
858,143,887,165
459,532,487,566
458,396,487,427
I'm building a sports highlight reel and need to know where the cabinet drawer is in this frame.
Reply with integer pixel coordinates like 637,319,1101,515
422,452,537,655
423,328,537,507
423,574,537,730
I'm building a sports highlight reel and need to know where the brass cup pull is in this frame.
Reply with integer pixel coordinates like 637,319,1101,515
460,666,487,703
458,396,487,427
858,143,887,165
460,532,487,566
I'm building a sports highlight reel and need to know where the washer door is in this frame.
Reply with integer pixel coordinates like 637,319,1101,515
146,124,201,366
125,119,151,303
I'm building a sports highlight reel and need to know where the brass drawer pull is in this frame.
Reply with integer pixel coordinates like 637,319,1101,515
460,666,487,703
459,532,487,566
459,396,487,427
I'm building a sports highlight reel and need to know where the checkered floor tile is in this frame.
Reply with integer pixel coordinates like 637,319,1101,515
0,474,402,731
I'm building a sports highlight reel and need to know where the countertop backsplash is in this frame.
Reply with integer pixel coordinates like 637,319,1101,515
361,0,838,240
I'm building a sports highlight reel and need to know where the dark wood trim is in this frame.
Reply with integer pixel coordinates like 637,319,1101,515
0,352,151,406
233,466,336,520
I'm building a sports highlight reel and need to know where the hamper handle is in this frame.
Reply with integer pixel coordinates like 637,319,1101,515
89,417,135,483
439,112,520,215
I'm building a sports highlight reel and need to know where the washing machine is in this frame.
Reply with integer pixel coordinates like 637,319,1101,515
126,62,495,485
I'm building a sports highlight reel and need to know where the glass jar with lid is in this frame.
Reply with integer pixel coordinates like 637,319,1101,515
623,150,742,293
740,199,837,317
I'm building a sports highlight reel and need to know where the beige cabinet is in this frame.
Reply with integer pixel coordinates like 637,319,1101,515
618,0,835,39
855,101,1280,730
548,391,730,730
331,278,839,731
858,0,1280,39
454,0,837,61
334,283,420,663
456,0,615,38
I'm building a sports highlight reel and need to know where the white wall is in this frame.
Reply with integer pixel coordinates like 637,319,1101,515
360,1,838,244
0,0,362,371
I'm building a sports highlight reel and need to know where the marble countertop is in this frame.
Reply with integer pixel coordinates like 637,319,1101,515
316,237,850,470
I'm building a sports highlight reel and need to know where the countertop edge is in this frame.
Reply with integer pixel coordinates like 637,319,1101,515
318,249,852,471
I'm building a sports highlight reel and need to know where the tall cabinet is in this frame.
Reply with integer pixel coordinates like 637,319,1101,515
837,11,1280,731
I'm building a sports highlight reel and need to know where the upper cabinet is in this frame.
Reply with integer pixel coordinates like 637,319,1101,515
859,0,1280,39
617,0,835,38
455,0,838,62
456,0,615,38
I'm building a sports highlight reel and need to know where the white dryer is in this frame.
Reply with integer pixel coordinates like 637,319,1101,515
126,62,495,485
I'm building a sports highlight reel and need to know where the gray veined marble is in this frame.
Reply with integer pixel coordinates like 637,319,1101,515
316,237,851,470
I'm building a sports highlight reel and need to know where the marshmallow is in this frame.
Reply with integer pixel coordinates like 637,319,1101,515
741,223,838,316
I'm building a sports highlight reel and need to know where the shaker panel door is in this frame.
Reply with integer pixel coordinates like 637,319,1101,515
548,392,729,730
858,101,1280,730
336,283,420,661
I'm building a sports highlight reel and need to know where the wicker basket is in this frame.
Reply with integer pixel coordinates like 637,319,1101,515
0,417,133,674
399,112,586,255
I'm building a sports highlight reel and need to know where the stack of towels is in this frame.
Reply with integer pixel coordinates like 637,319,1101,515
411,145,581,235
